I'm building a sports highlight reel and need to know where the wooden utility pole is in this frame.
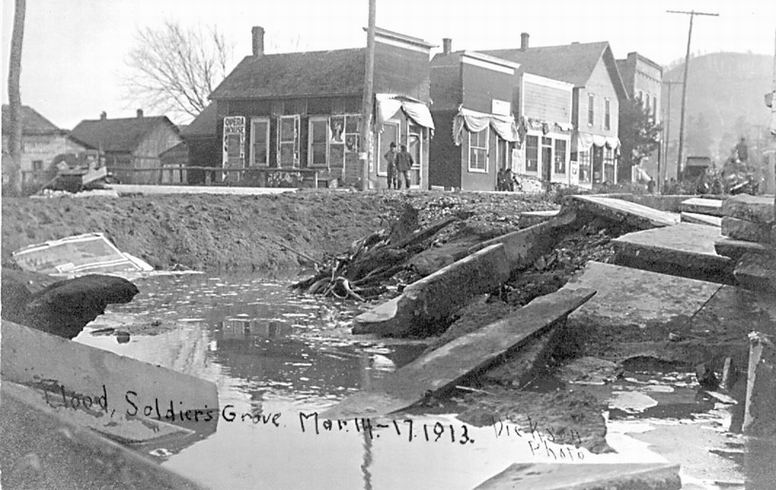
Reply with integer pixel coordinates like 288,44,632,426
359,0,376,191
661,80,683,190
7,0,26,196
667,9,718,181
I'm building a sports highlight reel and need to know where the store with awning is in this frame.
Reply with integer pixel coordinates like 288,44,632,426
573,132,621,185
375,93,435,134
451,106,519,145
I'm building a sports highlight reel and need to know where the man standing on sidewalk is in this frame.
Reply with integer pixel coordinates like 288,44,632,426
395,144,414,189
384,142,397,189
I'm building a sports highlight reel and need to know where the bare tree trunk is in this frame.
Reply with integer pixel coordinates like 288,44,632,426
7,0,26,196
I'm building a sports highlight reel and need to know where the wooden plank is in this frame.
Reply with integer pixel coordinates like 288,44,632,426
1,321,219,424
326,287,595,418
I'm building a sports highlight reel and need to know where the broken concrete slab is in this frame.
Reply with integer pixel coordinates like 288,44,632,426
470,210,578,270
743,332,776,438
519,209,561,226
721,194,775,224
474,462,681,490
568,195,680,229
1,321,219,426
715,237,772,261
562,262,722,328
0,382,206,490
734,251,776,292
326,288,596,418
681,211,721,227
679,197,724,216
612,223,734,284
722,216,773,243
353,243,510,336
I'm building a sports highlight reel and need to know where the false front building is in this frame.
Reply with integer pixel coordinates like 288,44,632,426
210,26,434,189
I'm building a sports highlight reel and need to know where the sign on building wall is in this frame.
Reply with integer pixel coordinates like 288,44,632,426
491,99,511,117
223,116,246,171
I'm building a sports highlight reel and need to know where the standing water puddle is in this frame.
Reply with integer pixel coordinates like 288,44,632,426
74,274,763,489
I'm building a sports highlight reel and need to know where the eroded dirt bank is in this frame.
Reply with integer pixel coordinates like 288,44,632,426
2,191,556,272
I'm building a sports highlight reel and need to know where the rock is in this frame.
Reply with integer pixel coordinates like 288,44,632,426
695,362,720,391
1,269,139,339
721,194,775,224
721,216,772,243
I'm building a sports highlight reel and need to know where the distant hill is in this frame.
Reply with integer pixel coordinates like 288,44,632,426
662,52,773,178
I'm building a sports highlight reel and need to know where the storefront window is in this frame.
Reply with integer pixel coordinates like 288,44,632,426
554,139,567,174
525,135,538,172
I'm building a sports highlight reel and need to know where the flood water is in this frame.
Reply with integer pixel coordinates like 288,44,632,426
75,273,768,489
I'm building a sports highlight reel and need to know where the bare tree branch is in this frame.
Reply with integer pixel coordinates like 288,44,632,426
123,21,233,121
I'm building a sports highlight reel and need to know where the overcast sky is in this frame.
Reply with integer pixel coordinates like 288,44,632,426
2,0,774,128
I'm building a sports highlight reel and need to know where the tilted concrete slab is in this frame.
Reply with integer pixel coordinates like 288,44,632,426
743,332,776,438
681,211,721,227
721,194,775,224
325,288,595,418
1,321,219,423
561,262,722,329
353,243,511,336
471,210,578,270
519,209,561,226
679,197,724,217
0,382,206,489
475,462,681,490
612,223,734,283
715,237,772,261
569,195,680,229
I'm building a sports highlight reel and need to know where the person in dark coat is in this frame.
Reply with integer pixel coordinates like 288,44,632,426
383,142,398,189
395,144,414,189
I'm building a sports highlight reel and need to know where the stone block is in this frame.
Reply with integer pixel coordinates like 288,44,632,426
734,251,776,292
721,194,775,224
722,216,772,243
680,197,724,216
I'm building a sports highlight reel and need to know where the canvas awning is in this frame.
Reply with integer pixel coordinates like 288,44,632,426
452,107,519,145
375,93,435,132
573,132,620,152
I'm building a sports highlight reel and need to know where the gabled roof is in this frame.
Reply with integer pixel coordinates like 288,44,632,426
210,48,365,100
1,105,64,135
70,115,178,153
482,41,628,100
181,103,217,138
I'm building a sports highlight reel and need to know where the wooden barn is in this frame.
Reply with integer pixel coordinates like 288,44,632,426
209,26,434,189
70,110,182,184
429,42,520,191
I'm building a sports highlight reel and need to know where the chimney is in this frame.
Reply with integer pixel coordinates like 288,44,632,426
252,26,265,57
442,38,452,55
100,111,107,120
520,32,529,51
136,108,143,118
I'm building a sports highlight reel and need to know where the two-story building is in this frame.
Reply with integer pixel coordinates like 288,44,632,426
486,35,628,187
1,105,89,187
209,26,434,189
429,41,520,191
616,52,663,183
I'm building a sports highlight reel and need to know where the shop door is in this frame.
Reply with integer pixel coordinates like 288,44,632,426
541,137,552,182
408,124,422,188
592,146,604,183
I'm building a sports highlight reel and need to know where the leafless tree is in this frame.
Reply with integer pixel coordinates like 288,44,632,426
6,0,26,196
125,21,232,121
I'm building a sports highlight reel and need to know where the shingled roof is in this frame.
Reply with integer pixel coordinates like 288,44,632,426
482,41,628,100
181,103,217,138
70,115,178,153
210,48,366,100
1,105,64,135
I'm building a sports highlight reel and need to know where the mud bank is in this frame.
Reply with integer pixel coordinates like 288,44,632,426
2,191,555,273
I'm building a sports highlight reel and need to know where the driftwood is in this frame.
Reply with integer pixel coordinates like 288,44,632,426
292,205,460,300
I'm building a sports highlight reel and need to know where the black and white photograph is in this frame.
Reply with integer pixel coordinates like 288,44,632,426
1,0,775,488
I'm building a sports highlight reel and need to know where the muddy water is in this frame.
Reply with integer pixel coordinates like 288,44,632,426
75,274,767,489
